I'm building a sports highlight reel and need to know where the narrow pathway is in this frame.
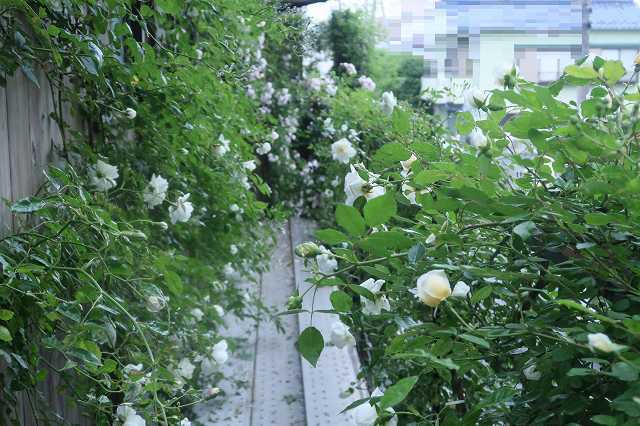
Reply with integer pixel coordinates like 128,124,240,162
195,219,367,426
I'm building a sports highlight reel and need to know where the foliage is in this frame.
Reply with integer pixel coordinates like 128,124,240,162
315,10,376,76
295,56,640,425
0,0,291,423
370,51,424,106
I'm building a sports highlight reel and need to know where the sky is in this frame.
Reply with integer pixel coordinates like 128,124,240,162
304,0,404,23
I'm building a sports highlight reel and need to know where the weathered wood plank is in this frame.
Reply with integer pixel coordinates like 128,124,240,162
6,71,34,230
0,85,12,235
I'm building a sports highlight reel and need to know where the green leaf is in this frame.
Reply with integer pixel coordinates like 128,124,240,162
347,284,375,301
564,64,599,80
585,213,614,226
391,109,410,135
471,286,492,304
0,326,11,342
379,376,419,409
357,231,413,255
336,205,365,236
373,143,410,167
408,243,426,265
610,362,638,382
296,327,324,367
0,310,14,321
339,397,372,414
11,197,45,213
456,112,475,135
458,333,490,349
164,271,184,296
330,290,353,312
413,169,448,187
591,415,617,426
513,221,537,240
567,368,597,377
156,0,181,14
363,192,396,227
315,229,349,245
602,60,626,85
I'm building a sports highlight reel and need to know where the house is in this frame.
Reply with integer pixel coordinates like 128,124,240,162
378,0,640,103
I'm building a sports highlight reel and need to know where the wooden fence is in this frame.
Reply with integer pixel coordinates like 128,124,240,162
0,69,90,424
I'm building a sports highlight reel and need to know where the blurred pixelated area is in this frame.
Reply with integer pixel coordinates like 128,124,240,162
306,0,640,103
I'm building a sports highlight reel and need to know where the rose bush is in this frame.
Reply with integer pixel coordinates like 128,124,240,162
295,57,640,425
0,0,293,423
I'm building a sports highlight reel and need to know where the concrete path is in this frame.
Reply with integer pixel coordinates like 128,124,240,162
194,219,367,426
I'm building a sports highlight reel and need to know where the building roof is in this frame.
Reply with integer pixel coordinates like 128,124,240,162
591,0,640,30
435,0,640,32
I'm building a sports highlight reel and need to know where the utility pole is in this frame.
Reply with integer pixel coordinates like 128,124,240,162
578,0,591,101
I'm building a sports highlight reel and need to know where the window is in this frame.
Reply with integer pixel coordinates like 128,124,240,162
444,37,473,78
516,48,575,83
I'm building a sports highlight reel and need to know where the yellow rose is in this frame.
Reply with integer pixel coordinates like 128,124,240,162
415,270,451,307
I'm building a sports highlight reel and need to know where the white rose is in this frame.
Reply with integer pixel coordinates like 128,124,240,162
256,142,272,155
124,107,137,119
354,403,378,426
89,159,119,192
190,308,204,321
316,253,338,274
307,77,323,91
329,321,356,349
358,76,376,91
169,193,194,224
523,363,541,381
331,138,357,164
179,418,192,426
277,88,290,106
400,153,417,176
495,63,518,87
116,404,136,420
230,244,238,255
146,295,165,312
381,91,397,115
212,340,229,364
415,270,452,307
353,397,397,426
464,88,486,108
215,134,230,156
588,333,623,353
177,358,195,379
243,160,257,171
123,414,145,426
204,386,221,397
344,166,385,206
143,174,169,208
213,304,225,317
451,281,470,298
360,278,391,315
123,363,143,375
340,62,357,76
469,128,487,148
